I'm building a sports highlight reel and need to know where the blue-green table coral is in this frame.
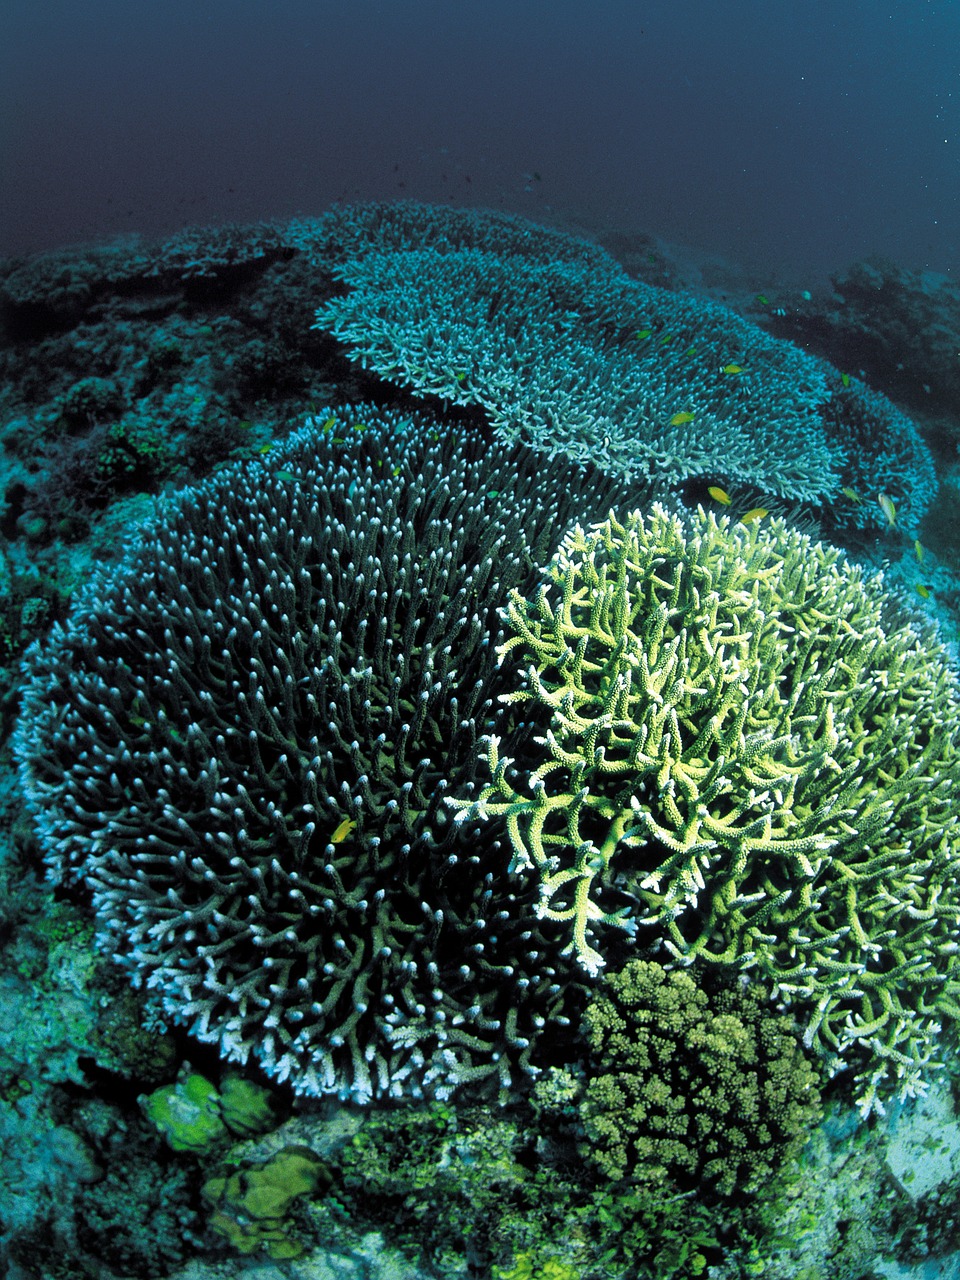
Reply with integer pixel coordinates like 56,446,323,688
454,503,960,1112
312,202,936,533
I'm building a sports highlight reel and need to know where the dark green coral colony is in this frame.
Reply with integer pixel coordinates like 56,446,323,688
14,407,647,1102
580,960,821,1195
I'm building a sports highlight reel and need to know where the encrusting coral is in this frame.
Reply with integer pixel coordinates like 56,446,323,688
203,1145,330,1260
14,407,654,1103
579,959,821,1195
141,1065,277,1152
453,503,960,1111
312,202,936,531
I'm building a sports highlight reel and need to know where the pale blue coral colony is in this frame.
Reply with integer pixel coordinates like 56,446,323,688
9,203,960,1265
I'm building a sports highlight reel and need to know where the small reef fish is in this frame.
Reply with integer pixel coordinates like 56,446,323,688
669,411,696,426
330,818,356,844
708,486,732,505
841,373,851,388
841,486,862,504
720,363,744,375
636,328,652,340
274,470,297,483
739,508,768,525
915,584,933,600
914,540,924,563
877,493,897,527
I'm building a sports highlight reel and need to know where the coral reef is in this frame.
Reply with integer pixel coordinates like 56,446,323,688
313,1095,743,1279
299,199,618,273
14,406,655,1103
141,1068,230,1154
2,209,960,1280
0,221,295,329
455,503,960,1109
313,202,936,531
767,255,960,426
579,959,821,1194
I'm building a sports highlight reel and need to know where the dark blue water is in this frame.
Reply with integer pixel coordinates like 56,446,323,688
2,0,957,279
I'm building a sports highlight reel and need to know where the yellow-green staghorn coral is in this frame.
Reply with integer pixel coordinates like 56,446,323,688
453,504,960,1111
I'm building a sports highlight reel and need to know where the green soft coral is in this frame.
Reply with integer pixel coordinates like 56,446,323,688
454,504,960,1110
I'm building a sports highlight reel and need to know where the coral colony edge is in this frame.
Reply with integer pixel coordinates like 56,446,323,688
3,201,960,1279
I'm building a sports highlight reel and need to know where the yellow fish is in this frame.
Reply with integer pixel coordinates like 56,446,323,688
257,444,272,455
915,584,932,600
841,373,851,388
721,363,744,375
914,540,924,563
669,411,695,426
330,818,356,844
739,508,768,525
877,493,897,527
636,328,652,340
320,416,337,433
841,486,861,504
708,486,732,505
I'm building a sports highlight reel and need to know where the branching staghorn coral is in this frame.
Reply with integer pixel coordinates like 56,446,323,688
312,202,936,531
15,408,651,1103
452,504,960,1110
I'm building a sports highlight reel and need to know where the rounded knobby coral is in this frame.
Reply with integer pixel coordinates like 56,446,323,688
16,408,644,1102
457,503,960,1110
580,959,821,1194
